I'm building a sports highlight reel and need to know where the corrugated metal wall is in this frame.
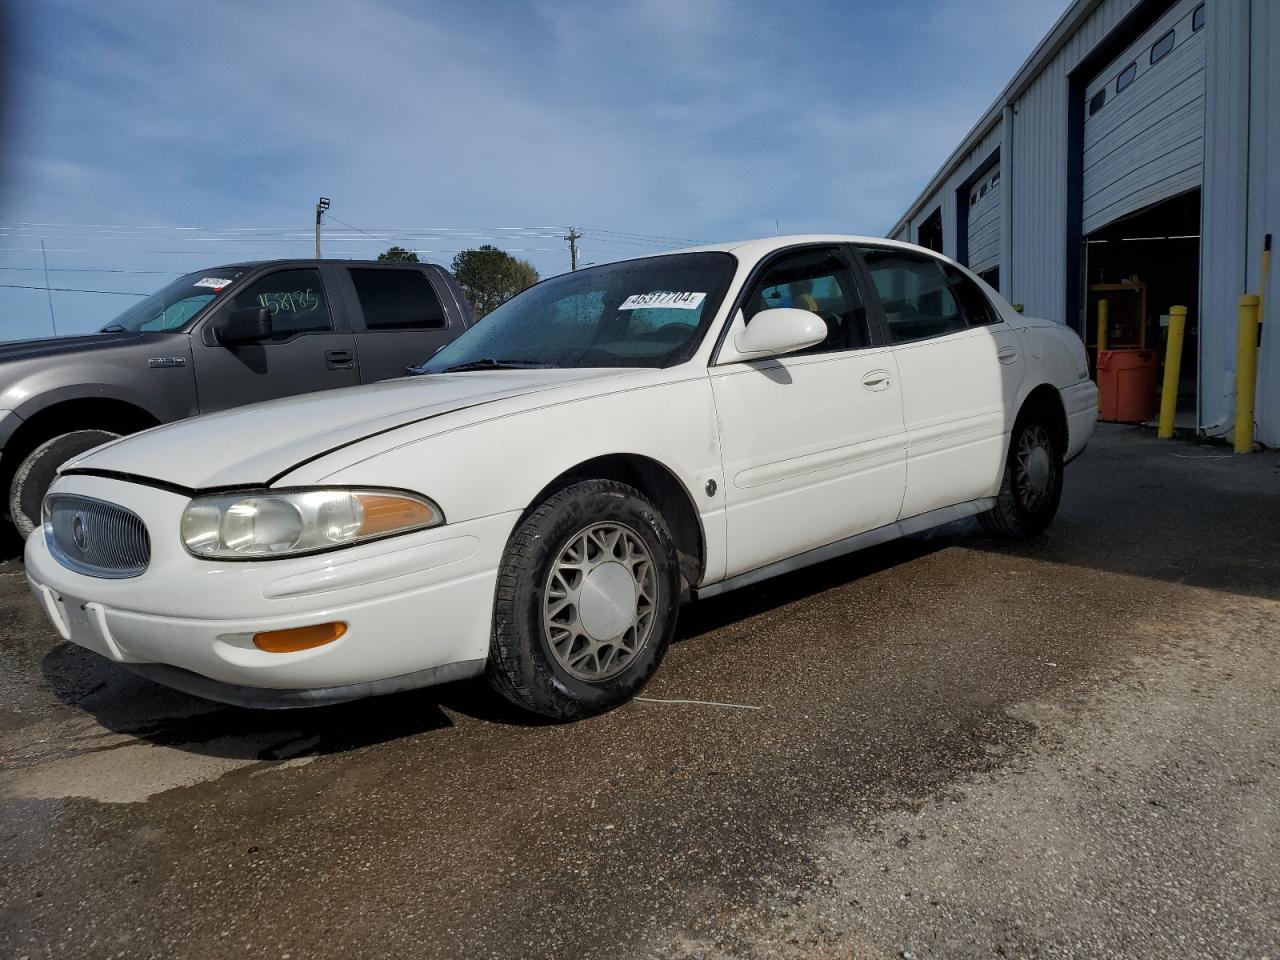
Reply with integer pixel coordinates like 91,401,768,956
897,125,1002,265
1248,0,1279,446
896,0,1142,320
1198,0,1251,437
891,0,1277,444
1081,0,1205,233
1008,0,1140,322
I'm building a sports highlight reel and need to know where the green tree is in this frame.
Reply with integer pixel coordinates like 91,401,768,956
377,245,420,262
451,245,540,317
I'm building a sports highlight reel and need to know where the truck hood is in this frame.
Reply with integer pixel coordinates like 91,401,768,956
65,368,644,490
0,331,144,362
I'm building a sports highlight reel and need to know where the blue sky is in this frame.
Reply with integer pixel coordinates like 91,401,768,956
0,0,1068,339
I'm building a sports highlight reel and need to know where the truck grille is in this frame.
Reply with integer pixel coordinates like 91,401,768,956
45,494,151,579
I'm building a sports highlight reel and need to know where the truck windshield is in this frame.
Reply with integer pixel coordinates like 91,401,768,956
421,252,737,372
100,269,246,333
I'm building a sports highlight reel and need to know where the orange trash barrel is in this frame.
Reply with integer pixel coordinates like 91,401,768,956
1097,349,1159,423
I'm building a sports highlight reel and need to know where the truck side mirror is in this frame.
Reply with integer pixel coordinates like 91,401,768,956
217,307,273,346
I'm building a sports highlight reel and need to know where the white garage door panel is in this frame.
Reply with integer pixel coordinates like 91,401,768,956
1084,36,1204,150
1085,119,1205,231
1082,0,1205,234
968,197,1001,273
1085,150,1203,233
967,168,1001,274
1084,72,1205,174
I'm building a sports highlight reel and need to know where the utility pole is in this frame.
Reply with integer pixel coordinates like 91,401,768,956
564,227,581,271
315,197,330,258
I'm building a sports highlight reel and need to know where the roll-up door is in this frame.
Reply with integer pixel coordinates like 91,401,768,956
1081,0,1205,234
966,168,1001,275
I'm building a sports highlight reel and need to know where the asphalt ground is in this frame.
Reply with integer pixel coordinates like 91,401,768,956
1,424,1278,959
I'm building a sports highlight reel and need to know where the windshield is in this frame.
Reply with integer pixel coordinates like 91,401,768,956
100,268,247,333
421,252,737,372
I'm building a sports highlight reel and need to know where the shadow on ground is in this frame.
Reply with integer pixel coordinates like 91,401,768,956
968,426,1280,601
37,533,958,761
29,425,1280,766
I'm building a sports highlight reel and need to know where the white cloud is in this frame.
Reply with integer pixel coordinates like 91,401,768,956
0,0,1070,336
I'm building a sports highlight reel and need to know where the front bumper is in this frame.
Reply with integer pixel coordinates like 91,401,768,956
26,474,519,707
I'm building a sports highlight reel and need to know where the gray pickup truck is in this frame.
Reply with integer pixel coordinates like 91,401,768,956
0,259,474,538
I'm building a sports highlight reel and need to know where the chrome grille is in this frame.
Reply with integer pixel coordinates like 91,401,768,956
45,494,151,579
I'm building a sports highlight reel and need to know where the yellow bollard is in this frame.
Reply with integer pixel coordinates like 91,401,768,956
1157,306,1187,438
1096,298,1109,412
1234,294,1261,453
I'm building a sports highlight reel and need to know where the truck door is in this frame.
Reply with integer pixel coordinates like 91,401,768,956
338,265,463,382
190,266,360,413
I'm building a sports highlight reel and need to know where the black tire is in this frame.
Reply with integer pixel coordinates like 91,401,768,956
488,479,681,720
980,405,1063,539
9,429,119,538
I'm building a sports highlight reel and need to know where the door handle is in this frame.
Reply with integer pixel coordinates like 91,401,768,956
997,345,1020,365
862,369,892,391
325,349,354,370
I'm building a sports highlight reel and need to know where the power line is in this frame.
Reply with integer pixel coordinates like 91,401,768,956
0,265,180,274
0,283,149,296
0,221,705,246
323,213,392,246
0,220,576,234
582,227,706,245
40,240,57,336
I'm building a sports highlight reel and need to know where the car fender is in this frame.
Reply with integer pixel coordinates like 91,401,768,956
281,374,731,586
1006,318,1096,461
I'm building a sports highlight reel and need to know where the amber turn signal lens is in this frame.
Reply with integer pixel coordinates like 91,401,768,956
355,494,438,537
253,621,347,653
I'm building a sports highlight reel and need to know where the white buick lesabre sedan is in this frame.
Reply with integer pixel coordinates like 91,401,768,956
27,236,1097,718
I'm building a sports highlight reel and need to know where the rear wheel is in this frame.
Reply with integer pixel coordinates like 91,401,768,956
981,407,1063,539
488,479,680,720
9,429,119,538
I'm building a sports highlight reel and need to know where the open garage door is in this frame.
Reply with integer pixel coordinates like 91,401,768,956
1082,0,1205,235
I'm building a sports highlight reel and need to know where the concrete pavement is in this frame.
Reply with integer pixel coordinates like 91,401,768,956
1,425,1278,959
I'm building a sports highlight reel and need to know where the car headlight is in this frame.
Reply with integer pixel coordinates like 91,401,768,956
181,488,444,559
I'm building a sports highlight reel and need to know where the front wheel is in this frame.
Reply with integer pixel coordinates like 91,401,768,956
488,479,680,720
9,429,120,538
980,408,1063,539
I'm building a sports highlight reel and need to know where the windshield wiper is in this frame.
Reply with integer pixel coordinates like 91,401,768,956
100,324,127,333
439,358,554,373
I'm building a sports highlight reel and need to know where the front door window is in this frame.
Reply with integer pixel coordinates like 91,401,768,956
742,247,869,356
233,268,334,339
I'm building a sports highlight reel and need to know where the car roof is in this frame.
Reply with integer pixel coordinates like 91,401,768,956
669,234,938,261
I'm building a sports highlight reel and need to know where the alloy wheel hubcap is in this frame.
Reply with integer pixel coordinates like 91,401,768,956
1015,424,1055,511
543,522,657,682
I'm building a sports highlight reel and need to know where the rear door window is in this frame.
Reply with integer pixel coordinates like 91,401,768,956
857,248,967,343
349,268,446,331
944,264,1000,326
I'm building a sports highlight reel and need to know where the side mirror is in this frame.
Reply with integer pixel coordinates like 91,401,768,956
733,308,827,360
217,307,272,345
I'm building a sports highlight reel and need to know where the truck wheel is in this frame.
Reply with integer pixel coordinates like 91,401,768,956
9,430,120,538
488,479,680,720
980,406,1063,539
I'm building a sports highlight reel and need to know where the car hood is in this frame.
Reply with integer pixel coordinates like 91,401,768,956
65,368,644,490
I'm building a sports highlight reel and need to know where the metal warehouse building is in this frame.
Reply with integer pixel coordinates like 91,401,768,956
889,0,1278,445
